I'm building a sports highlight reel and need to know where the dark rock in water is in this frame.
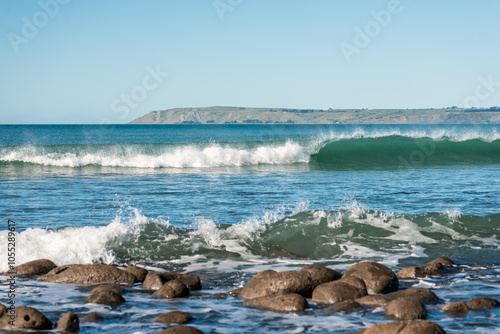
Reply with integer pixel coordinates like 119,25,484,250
299,265,341,285
239,270,315,299
2,259,56,276
154,280,190,299
465,297,499,310
83,312,103,322
361,320,446,334
312,281,366,304
423,262,443,276
325,299,361,312
339,276,367,294
384,297,427,320
156,325,205,334
38,264,137,284
56,312,79,332
83,290,125,306
91,283,124,295
427,257,454,266
155,311,193,324
227,288,242,297
0,303,6,318
343,261,398,294
243,293,307,313
440,301,469,313
355,295,392,307
0,306,53,330
386,287,439,304
144,272,201,291
124,266,148,282
397,266,425,279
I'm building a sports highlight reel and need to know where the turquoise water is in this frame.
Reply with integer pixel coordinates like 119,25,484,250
0,124,499,333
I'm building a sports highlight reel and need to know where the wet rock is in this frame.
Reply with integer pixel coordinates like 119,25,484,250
362,321,405,334
91,284,124,294
343,261,398,294
440,301,469,313
325,299,361,312
144,272,201,291
384,297,427,320
239,270,315,299
312,281,366,304
299,265,341,284
386,288,439,304
38,264,137,284
2,259,57,276
465,297,499,310
0,303,6,318
124,266,148,282
427,257,454,266
397,266,425,279
155,311,193,324
83,290,125,306
243,293,307,313
56,312,79,332
227,288,242,297
362,320,446,334
0,306,53,330
83,312,103,322
156,325,205,334
355,295,392,307
154,280,190,299
339,276,367,294
423,262,443,276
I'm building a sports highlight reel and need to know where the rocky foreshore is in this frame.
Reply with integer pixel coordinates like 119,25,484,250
1,258,499,333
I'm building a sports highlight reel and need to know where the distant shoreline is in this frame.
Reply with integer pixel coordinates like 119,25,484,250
129,106,500,124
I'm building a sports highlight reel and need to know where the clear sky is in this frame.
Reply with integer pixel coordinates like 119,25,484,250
1,0,500,124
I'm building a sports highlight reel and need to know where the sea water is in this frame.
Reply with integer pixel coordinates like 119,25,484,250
0,124,499,333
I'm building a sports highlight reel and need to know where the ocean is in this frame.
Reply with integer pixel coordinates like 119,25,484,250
0,124,499,333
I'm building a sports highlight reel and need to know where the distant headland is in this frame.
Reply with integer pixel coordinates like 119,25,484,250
129,106,500,124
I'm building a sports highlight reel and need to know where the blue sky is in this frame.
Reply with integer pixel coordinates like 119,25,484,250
1,0,500,124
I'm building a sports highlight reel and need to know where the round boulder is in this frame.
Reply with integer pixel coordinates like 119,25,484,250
154,280,190,299
466,297,499,310
83,290,125,306
0,306,53,330
440,301,469,313
384,297,427,320
56,312,79,332
427,257,453,266
343,261,398,294
312,281,366,304
355,295,392,307
2,259,57,276
399,320,446,334
325,299,361,312
124,266,148,282
386,288,439,304
155,311,192,324
144,272,201,291
423,262,443,276
156,325,204,334
38,264,137,284
91,284,124,295
299,265,341,284
83,312,103,322
397,266,425,279
243,293,307,313
239,270,315,299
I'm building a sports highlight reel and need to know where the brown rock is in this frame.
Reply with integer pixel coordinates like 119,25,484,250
465,297,499,310
239,270,315,299
2,259,57,276
169,273,202,290
339,276,367,294
124,266,148,282
0,306,53,330
154,280,190,299
144,272,201,291
386,288,439,304
440,301,469,313
83,290,125,306
399,320,446,334
343,261,398,294
56,312,79,332
227,288,242,297
423,262,443,276
384,297,427,320
355,295,392,307
312,281,366,304
155,311,192,324
91,284,124,295
243,293,307,313
38,264,137,284
427,257,454,266
325,299,361,312
0,303,6,318
299,265,341,284
362,322,405,334
397,266,425,279
156,326,204,334
83,312,103,322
